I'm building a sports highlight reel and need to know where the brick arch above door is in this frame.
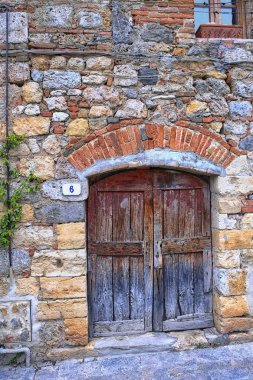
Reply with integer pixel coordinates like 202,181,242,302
64,123,238,176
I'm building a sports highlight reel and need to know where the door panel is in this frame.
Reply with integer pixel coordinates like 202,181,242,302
88,169,213,337
88,170,153,337
153,171,213,331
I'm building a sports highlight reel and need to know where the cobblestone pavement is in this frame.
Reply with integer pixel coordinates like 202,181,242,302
0,342,253,380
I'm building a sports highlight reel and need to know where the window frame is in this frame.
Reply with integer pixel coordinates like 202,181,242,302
194,0,246,37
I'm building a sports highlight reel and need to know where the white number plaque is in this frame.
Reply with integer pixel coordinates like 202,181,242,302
62,183,82,196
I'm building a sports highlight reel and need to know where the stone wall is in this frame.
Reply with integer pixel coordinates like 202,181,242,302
0,0,253,363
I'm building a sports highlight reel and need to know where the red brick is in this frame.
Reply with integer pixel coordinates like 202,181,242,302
98,136,110,158
242,206,253,213
169,127,177,149
133,126,144,151
223,154,235,168
109,132,122,156
67,155,84,171
41,111,52,117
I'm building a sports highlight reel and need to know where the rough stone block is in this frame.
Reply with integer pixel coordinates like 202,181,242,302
215,315,253,333
34,6,73,28
211,213,237,230
12,249,32,276
64,317,88,345
186,100,209,116
56,223,85,249
239,135,253,151
13,226,54,249
213,230,253,250
31,56,50,71
113,65,138,87
211,177,253,196
15,277,40,296
86,57,112,71
138,68,158,86
31,249,86,276
222,47,253,64
214,249,241,269
214,268,247,296
67,58,85,71
141,23,173,43
0,277,10,296
0,250,10,276
52,112,69,122
24,104,40,116
19,156,55,180
226,156,251,176
13,116,50,137
45,96,67,111
242,214,253,229
214,293,249,317
112,2,133,44
229,101,252,117
78,12,103,28
37,299,87,320
223,120,247,135
21,204,34,222
0,12,28,44
215,197,242,214
50,57,67,70
89,106,113,118
82,74,107,85
0,301,31,343
240,249,253,265
43,71,81,90
115,99,147,118
82,86,121,107
66,119,89,136
40,276,86,299
22,82,43,103
9,63,30,84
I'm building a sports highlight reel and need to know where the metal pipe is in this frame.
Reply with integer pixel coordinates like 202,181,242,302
1,4,12,267
0,4,12,267
0,347,31,367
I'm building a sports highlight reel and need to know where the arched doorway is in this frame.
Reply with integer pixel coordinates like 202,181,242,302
87,169,213,337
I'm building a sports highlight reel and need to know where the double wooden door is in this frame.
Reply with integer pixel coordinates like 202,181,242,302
88,170,213,337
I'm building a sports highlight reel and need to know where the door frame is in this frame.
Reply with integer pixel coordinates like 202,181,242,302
86,168,213,338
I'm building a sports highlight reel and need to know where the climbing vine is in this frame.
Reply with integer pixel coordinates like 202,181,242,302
0,133,41,248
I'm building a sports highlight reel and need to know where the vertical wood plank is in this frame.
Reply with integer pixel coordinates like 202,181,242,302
97,192,113,241
130,193,144,241
202,187,211,236
113,192,130,241
203,248,212,293
144,190,153,331
179,189,195,238
193,252,205,314
153,189,164,331
88,185,97,242
194,189,203,236
96,256,113,321
164,190,179,238
163,254,179,319
130,257,144,319
113,257,130,320
178,253,194,315
87,254,97,337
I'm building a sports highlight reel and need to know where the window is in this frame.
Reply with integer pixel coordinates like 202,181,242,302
194,0,244,31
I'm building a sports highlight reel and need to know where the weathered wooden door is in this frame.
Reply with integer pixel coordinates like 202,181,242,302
88,169,213,337
88,171,153,337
